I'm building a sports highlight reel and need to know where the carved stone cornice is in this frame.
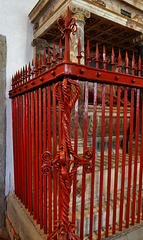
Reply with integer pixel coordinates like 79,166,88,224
133,34,143,46
70,5,91,21
31,38,48,48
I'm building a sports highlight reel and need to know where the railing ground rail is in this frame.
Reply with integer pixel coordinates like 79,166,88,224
9,7,143,240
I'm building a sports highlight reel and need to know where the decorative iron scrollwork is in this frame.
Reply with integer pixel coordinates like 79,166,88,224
41,78,92,240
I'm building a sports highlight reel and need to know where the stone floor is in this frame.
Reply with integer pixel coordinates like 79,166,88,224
0,228,10,240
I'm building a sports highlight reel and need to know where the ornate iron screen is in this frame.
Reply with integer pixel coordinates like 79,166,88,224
9,7,143,240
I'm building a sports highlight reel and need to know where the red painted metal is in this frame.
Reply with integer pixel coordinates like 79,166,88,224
80,81,89,240
35,90,39,224
31,91,36,219
48,85,52,235
89,82,97,239
119,87,128,231
9,6,143,240
28,92,32,215
58,84,62,222
43,86,47,234
112,86,121,234
80,42,90,240
20,95,24,204
126,88,134,228
132,88,140,225
39,88,43,228
98,83,105,240
23,94,27,208
12,97,16,197
137,92,143,223
105,84,113,237
72,82,79,225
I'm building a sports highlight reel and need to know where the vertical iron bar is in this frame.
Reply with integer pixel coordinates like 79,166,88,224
20,96,24,202
23,94,27,208
80,81,89,240
39,88,43,228
12,98,17,196
89,82,97,239
112,86,121,234
105,85,113,237
119,87,128,231
132,88,140,225
43,87,47,234
32,91,36,219
58,85,62,221
48,85,52,234
137,92,143,223
16,97,20,198
26,93,29,209
28,92,32,215
72,83,79,225
126,88,134,227
98,83,106,240
35,90,39,224
18,96,21,200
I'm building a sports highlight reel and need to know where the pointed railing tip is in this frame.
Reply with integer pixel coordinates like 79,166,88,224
125,51,128,59
118,49,121,58
111,47,115,56
39,54,41,63
58,39,63,62
86,40,90,49
43,50,46,70
139,55,141,63
96,43,99,51
78,38,81,55
65,6,72,26
43,50,46,57
103,45,106,54
132,51,135,61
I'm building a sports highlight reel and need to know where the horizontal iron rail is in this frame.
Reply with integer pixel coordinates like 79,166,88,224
9,62,143,98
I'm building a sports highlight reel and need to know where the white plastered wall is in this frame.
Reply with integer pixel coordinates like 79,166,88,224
0,0,38,196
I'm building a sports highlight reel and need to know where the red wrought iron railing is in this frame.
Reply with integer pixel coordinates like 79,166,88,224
9,7,143,240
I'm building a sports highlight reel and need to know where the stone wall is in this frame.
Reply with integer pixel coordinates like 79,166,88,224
0,34,6,227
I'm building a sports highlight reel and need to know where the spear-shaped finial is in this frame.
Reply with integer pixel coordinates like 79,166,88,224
42,50,46,72
31,60,34,78
111,47,115,71
95,43,99,68
64,6,72,27
57,7,77,62
125,51,129,74
23,66,25,83
28,62,31,81
52,43,56,67
47,48,51,70
38,54,42,75
118,49,122,73
103,45,107,70
86,40,91,67
138,55,141,77
131,51,135,75
25,64,27,82
34,56,38,77
58,39,63,63
77,38,82,64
